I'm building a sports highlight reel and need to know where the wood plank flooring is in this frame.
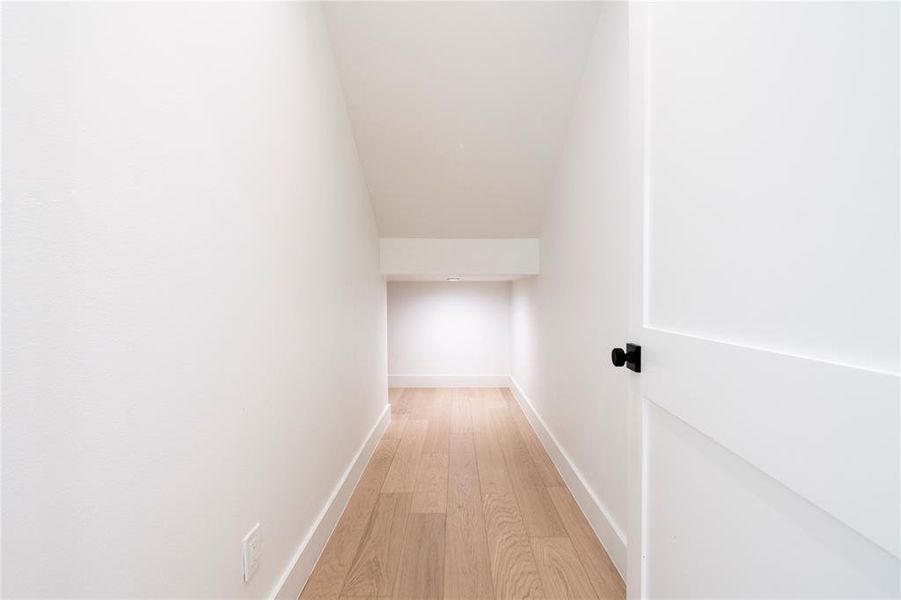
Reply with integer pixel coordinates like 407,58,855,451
300,388,625,600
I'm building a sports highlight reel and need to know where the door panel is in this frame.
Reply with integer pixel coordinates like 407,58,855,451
645,1,899,373
629,2,900,597
642,328,899,556
647,403,899,598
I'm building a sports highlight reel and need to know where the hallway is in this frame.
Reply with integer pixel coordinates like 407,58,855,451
3,2,898,598
301,388,624,600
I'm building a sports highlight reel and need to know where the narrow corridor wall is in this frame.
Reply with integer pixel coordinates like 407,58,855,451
511,3,630,573
2,3,386,597
388,281,511,386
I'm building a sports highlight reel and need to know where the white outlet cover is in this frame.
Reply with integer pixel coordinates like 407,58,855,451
242,523,262,583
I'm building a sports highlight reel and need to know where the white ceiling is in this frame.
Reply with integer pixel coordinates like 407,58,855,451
324,2,601,238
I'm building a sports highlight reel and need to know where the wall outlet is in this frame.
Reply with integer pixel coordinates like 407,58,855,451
242,523,262,583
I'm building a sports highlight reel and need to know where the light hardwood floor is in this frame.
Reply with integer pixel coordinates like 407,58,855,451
300,388,625,600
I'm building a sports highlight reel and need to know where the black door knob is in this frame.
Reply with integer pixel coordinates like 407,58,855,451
611,344,641,373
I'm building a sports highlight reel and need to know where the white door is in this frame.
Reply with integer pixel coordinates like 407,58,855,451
626,3,900,598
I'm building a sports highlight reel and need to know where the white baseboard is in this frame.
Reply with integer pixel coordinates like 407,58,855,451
270,403,391,600
388,374,512,388
508,378,627,577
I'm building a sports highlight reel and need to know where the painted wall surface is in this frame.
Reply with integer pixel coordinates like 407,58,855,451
388,282,511,380
2,3,386,598
511,4,630,570
380,238,539,280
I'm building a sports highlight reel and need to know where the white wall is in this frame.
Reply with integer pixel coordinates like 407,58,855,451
380,238,539,280
2,3,386,598
511,3,630,573
388,282,511,386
